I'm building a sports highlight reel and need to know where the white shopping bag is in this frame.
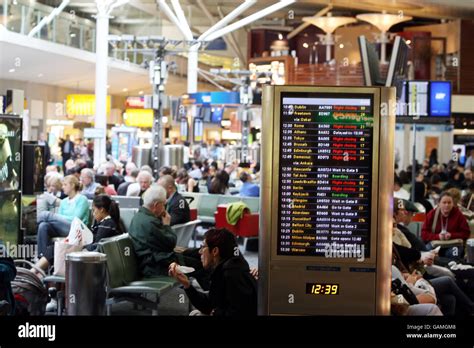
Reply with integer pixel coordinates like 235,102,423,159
66,217,93,246
53,241,82,276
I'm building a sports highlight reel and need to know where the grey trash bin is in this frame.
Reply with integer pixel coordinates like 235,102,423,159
467,239,474,264
65,252,107,315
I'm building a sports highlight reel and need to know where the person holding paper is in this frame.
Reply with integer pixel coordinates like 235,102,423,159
36,175,90,258
34,194,123,272
168,228,258,316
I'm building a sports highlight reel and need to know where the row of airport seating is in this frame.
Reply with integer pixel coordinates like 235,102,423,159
98,233,179,315
181,192,260,224
44,233,183,315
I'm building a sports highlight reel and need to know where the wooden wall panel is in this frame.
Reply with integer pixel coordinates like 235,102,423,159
460,20,474,95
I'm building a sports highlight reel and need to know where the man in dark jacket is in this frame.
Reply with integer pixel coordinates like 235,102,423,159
128,186,201,277
168,228,257,316
157,175,190,226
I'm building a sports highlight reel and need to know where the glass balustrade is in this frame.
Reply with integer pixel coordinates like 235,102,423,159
1,0,146,64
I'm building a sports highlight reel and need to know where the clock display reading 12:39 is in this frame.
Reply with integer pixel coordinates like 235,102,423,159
306,283,340,295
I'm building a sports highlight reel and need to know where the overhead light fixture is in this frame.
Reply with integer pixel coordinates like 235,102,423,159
303,12,357,62
356,11,412,63
138,90,144,95
8,68,15,73
303,42,309,48
70,32,76,38
122,88,128,92
38,73,43,77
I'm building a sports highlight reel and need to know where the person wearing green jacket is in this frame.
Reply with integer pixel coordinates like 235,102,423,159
37,175,89,258
129,186,203,278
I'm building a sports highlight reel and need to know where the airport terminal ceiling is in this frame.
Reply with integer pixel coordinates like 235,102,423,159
34,0,474,25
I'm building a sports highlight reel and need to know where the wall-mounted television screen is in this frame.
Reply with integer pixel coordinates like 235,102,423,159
396,81,452,123
430,81,451,117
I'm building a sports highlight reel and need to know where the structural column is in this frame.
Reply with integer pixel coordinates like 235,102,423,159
94,12,109,166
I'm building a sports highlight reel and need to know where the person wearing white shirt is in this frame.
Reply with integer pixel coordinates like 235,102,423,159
394,177,410,200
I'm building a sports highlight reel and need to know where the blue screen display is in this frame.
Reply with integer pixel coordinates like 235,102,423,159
430,81,451,117
211,107,224,123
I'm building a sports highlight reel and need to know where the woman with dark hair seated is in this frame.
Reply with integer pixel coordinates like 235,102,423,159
414,181,434,213
209,170,230,195
34,194,124,272
176,168,198,193
168,228,257,316
86,194,125,251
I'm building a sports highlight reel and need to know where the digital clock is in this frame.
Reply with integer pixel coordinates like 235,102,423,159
306,283,339,295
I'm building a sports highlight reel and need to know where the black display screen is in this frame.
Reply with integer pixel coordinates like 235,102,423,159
0,115,22,193
0,191,21,246
277,93,373,258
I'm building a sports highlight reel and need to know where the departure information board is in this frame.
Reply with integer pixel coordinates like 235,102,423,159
277,93,374,257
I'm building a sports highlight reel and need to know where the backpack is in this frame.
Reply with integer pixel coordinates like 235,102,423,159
0,257,17,315
10,260,48,315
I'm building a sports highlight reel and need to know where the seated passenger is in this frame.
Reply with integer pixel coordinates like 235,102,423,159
86,194,124,251
117,169,139,196
126,170,152,198
123,162,138,183
176,169,198,193
168,228,257,316
394,176,410,200
128,186,201,277
103,161,124,191
36,175,90,258
37,175,64,216
80,168,100,199
421,191,470,259
157,175,190,226
393,199,428,252
34,194,123,272
414,181,434,213
238,172,260,197
95,174,118,196
446,187,473,218
209,170,230,195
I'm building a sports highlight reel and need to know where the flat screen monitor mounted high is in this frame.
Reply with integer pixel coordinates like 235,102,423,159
358,35,385,87
358,35,409,100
